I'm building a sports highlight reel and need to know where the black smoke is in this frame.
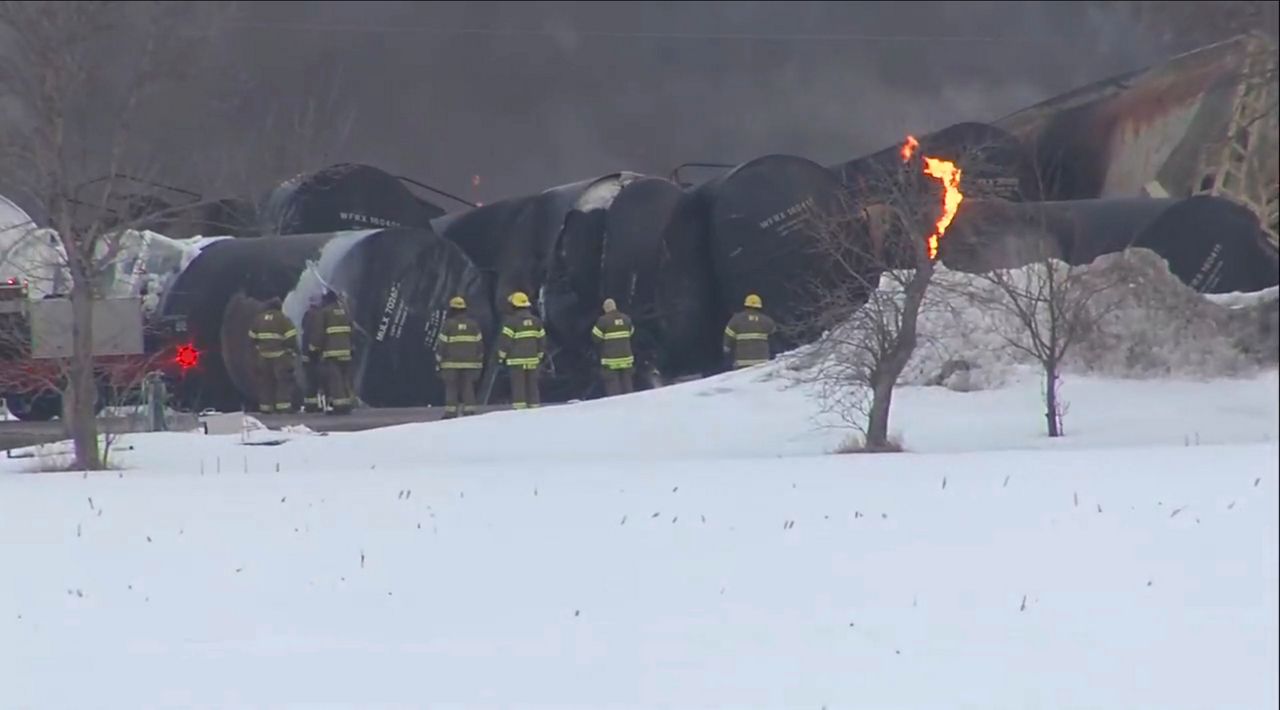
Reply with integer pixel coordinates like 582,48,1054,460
4,1,1169,212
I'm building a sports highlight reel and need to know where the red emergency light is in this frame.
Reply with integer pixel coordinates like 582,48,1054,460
174,343,200,370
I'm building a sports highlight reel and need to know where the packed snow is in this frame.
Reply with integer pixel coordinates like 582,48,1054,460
859,248,1280,391
2,358,1277,708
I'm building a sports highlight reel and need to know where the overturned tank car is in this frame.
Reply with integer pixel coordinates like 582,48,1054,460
938,194,1280,294
259,163,451,236
653,154,878,379
161,227,492,412
996,33,1278,240
832,122,1039,204
431,171,685,402
542,173,685,397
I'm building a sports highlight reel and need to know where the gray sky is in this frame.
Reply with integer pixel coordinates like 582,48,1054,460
10,1,1174,209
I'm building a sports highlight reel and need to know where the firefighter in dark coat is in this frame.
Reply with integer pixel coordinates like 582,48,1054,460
300,294,325,412
435,295,485,418
317,290,355,414
248,298,299,414
723,293,777,370
496,291,546,410
592,297,635,397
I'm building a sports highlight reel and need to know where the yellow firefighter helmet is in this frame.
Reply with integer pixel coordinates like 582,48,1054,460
449,296,467,309
744,293,763,309
509,291,531,308
602,298,617,313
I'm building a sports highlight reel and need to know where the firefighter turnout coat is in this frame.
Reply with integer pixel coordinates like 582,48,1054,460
436,311,485,417
436,313,485,370
317,301,355,412
723,308,777,369
591,311,635,371
497,307,546,409
248,306,299,413
319,302,353,361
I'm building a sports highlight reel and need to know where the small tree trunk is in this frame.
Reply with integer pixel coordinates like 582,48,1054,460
862,260,933,450
865,376,896,449
68,281,102,470
1045,360,1062,438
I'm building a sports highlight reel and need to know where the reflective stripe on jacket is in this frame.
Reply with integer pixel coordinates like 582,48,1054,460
249,309,298,359
497,308,546,370
592,312,635,369
723,309,776,367
320,303,353,360
436,314,485,369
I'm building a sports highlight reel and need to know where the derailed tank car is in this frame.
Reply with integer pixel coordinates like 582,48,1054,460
653,154,878,378
995,34,1278,238
431,172,684,402
939,194,1280,294
161,227,492,412
259,163,450,236
832,122,1039,204
543,173,685,397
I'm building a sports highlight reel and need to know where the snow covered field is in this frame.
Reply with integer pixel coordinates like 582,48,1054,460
2,364,1278,709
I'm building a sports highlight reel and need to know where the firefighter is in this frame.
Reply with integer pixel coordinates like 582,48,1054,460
317,289,355,414
723,293,777,370
248,297,299,414
435,295,485,419
300,293,326,412
496,290,546,410
591,297,635,397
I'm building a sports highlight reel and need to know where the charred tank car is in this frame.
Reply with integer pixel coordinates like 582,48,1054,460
833,122,1039,206
652,154,878,379
431,172,685,402
260,163,449,236
939,194,1280,294
162,227,491,412
543,173,685,397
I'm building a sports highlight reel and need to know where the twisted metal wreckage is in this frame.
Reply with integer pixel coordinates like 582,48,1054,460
1,34,1276,417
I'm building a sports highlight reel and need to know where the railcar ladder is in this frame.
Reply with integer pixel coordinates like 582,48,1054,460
1193,37,1279,247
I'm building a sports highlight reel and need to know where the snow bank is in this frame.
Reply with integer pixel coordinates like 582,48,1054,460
868,248,1280,391
1206,285,1280,309
8,367,1277,474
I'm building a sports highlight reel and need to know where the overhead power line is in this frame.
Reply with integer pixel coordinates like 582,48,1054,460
217,21,1036,43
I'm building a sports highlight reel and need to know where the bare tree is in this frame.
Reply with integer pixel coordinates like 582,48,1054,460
0,1,228,469
787,137,973,451
954,233,1127,437
928,136,1130,439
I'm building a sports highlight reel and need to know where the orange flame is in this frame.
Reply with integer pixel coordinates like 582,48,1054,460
900,135,919,162
901,135,962,261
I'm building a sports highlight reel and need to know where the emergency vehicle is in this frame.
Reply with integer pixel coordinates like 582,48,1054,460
0,278,200,421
